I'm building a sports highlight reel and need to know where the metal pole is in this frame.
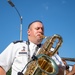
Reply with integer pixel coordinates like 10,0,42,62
8,0,23,40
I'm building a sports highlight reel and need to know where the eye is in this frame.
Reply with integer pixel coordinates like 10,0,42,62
35,27,44,31
35,27,39,30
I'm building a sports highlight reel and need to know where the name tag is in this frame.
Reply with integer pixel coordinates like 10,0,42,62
19,52,27,54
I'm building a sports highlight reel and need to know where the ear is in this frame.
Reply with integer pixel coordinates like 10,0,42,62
27,29,30,36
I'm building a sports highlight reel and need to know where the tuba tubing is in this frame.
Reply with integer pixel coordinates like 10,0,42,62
24,34,63,75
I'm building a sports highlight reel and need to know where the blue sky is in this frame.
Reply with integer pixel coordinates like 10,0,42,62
0,0,75,65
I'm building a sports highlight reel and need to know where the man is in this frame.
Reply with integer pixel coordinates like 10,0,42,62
0,20,64,75
67,65,75,75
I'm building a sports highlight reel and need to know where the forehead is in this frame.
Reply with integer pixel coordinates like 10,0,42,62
30,22,44,28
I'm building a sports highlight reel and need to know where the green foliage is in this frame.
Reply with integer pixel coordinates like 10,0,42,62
6,68,11,75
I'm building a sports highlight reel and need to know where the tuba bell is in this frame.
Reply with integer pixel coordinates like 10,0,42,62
24,34,63,75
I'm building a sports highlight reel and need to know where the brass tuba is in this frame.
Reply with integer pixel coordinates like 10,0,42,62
24,34,63,75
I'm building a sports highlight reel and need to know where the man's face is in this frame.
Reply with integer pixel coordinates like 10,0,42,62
28,22,44,44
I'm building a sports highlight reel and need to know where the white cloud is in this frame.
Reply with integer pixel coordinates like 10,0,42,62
42,2,49,11
62,0,66,4
45,6,49,10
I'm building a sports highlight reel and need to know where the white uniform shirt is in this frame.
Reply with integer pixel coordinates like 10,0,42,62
0,41,27,75
0,41,64,75
0,41,38,75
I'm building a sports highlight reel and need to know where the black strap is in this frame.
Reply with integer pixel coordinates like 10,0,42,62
17,72,24,75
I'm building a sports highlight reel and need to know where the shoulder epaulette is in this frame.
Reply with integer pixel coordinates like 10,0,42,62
13,40,23,44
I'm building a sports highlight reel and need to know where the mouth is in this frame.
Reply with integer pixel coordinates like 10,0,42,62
37,34,44,39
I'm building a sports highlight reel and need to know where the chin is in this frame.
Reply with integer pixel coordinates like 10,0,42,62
37,39,43,43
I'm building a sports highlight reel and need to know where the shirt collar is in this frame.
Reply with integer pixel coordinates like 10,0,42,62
29,41,37,50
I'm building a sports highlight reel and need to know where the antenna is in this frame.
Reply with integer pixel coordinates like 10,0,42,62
8,0,23,40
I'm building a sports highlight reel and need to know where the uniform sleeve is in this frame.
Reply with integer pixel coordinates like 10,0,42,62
51,54,65,66
0,42,15,72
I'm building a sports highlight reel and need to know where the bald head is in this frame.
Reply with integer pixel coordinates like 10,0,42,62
28,20,43,29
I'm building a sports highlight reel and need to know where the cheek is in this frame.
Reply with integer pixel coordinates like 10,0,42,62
32,31,38,37
30,31,36,36
34,31,38,35
32,32,36,36
29,30,38,37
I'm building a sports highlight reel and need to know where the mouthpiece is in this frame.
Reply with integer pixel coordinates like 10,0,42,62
40,35,47,39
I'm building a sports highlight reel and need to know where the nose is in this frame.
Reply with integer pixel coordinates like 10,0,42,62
39,28,44,34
